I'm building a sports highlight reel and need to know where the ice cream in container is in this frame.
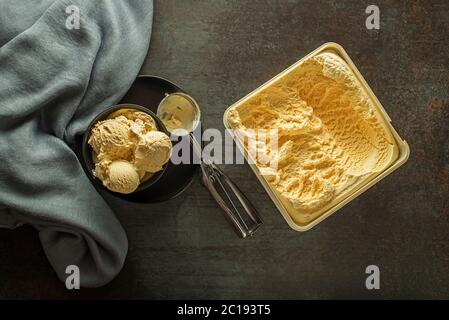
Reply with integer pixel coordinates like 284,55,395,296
223,43,409,231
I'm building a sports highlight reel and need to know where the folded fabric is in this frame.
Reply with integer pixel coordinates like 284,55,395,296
0,0,153,287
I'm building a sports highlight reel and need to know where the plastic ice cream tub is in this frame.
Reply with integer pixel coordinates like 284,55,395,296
223,42,410,232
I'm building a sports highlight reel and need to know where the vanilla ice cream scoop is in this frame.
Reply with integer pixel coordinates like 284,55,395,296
100,160,140,194
134,131,172,172
109,109,157,134
88,116,134,161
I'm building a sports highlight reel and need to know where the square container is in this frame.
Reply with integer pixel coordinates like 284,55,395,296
223,42,410,232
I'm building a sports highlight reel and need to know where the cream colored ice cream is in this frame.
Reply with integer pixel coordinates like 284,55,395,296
134,131,172,172
161,113,184,133
227,52,398,224
88,116,135,161
100,160,140,194
88,108,172,194
108,109,157,135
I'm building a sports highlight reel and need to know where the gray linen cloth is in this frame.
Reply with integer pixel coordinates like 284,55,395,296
0,0,153,287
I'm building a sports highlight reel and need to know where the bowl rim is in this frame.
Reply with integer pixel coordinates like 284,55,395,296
81,103,170,194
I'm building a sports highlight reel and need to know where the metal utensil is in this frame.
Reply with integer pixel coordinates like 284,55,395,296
157,93,263,238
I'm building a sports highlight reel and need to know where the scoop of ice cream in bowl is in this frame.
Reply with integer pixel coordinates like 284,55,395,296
81,104,172,194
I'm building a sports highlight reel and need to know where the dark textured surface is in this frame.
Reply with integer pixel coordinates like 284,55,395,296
0,0,448,299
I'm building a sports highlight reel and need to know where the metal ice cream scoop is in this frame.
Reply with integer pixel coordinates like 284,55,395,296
157,92,263,238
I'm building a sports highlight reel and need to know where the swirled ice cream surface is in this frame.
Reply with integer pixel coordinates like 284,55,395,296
226,52,398,224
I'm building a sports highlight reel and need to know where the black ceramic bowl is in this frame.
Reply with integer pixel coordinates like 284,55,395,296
81,104,170,194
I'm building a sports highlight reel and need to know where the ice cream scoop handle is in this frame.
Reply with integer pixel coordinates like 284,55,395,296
203,163,263,238
189,133,262,238
203,174,249,238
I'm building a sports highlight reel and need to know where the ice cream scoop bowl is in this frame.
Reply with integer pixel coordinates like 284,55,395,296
81,104,170,194
157,92,201,136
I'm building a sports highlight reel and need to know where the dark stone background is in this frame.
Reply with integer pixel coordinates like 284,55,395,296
0,0,448,299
